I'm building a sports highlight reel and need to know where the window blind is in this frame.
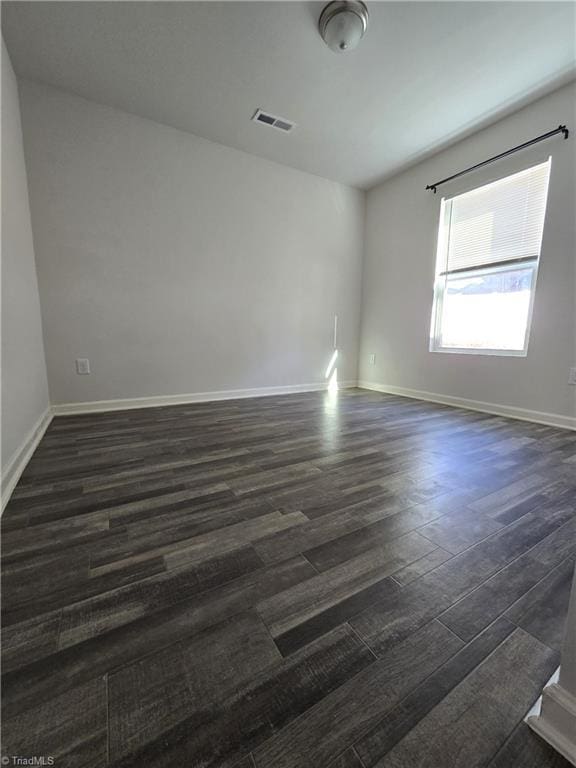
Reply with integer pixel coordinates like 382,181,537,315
443,159,551,274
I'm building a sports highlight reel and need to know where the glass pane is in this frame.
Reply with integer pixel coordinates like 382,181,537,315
438,266,535,351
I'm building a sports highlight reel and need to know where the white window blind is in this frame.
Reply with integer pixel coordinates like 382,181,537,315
442,159,551,274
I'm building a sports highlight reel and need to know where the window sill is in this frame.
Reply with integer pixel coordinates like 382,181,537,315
430,346,528,358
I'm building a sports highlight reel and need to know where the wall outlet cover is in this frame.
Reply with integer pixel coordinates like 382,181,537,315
76,358,90,375
369,353,376,365
569,367,576,385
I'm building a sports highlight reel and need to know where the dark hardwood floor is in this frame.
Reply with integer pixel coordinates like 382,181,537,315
2,387,575,768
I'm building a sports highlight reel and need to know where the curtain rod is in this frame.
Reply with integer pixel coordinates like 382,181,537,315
426,124,569,193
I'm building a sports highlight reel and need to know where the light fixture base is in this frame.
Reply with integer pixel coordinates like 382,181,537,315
319,1,369,53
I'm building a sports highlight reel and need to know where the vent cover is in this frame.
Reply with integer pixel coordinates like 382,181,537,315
252,109,296,133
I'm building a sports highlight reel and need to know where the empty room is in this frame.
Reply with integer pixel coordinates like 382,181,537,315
2,1,576,766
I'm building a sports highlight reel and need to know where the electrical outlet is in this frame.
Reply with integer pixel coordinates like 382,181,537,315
76,358,90,375
569,367,576,385
369,353,376,365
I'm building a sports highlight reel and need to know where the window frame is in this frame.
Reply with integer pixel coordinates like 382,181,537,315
429,162,550,358
430,258,539,357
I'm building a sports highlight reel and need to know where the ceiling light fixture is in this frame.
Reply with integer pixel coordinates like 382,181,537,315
318,1,369,53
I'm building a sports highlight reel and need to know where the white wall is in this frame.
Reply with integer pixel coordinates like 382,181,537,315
18,80,364,406
360,82,576,423
1,41,50,480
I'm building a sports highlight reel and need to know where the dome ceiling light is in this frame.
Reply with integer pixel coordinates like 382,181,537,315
318,1,369,53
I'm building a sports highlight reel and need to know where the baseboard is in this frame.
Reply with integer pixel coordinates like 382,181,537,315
527,716,576,767
52,380,358,416
1,406,53,514
0,383,356,501
358,381,576,431
526,670,576,766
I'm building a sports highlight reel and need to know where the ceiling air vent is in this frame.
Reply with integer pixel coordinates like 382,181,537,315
252,109,296,133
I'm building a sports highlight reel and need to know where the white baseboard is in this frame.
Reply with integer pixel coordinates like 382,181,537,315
526,671,576,766
0,383,355,506
52,380,358,416
358,380,576,431
8,378,567,513
1,406,53,514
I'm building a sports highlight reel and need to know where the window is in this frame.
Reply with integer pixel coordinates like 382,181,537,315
430,159,551,356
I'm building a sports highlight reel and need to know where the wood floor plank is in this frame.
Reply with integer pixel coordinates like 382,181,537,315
2,548,91,610
251,620,463,768
351,502,574,655
505,556,575,651
392,547,452,586
487,721,572,768
232,758,255,768
92,508,250,567
1,510,110,560
287,483,389,520
109,642,194,761
254,495,421,566
3,555,166,627
439,519,576,641
1,609,62,673
301,502,447,573
257,530,436,639
274,576,398,656
108,624,375,768
106,485,236,528
180,610,282,706
354,617,515,766
1,677,107,768
2,556,314,719
164,511,307,571
468,474,549,516
227,462,323,496
7,479,188,526
370,629,558,768
327,749,365,768
416,506,505,554
2,389,574,767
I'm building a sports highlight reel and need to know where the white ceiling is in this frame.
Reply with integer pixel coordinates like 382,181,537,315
3,2,575,188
